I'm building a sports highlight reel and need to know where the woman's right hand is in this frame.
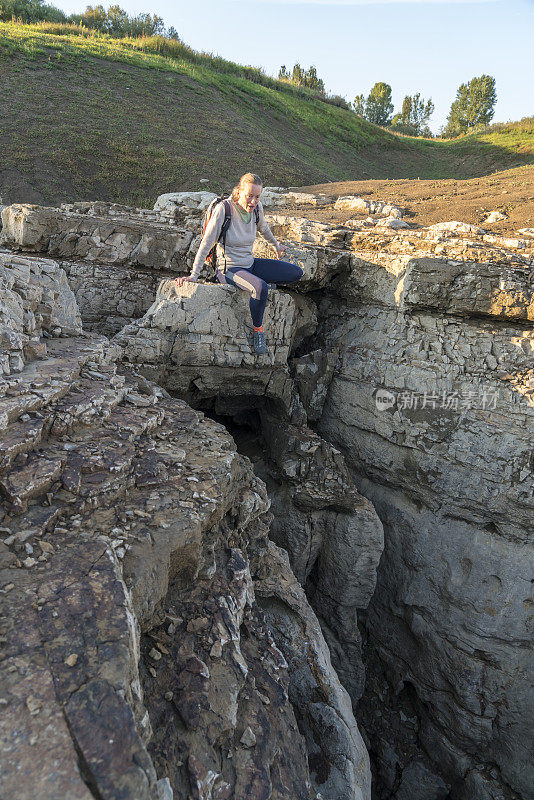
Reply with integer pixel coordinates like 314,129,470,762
175,275,197,286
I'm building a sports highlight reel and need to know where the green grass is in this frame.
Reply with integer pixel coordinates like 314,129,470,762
0,21,532,206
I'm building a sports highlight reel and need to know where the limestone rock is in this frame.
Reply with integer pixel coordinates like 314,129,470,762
376,217,409,229
395,761,449,800
285,191,331,207
334,197,403,218
0,260,370,800
0,252,82,376
63,261,162,337
113,279,313,421
290,348,339,421
255,541,371,800
427,220,486,234
267,214,348,249
258,188,287,208
484,211,508,224
153,191,217,216
253,236,350,289
1,204,194,271
335,197,371,213
317,238,534,799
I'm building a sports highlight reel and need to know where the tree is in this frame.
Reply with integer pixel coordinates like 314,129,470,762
166,26,180,40
70,4,107,31
364,82,394,126
444,74,497,137
0,0,66,22
278,65,290,81
353,94,365,116
277,63,325,94
391,92,434,136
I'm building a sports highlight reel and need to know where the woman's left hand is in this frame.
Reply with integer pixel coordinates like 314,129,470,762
275,243,286,259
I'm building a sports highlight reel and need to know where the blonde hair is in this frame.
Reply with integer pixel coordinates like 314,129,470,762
231,172,263,202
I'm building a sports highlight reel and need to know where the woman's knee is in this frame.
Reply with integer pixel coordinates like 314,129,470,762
284,262,303,282
257,279,269,302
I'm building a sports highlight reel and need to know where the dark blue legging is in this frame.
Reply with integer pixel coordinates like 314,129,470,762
216,258,304,327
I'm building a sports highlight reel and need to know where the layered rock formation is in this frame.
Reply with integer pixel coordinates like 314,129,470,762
2,191,533,800
0,246,371,799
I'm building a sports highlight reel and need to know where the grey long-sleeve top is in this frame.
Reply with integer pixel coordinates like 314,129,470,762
190,199,278,279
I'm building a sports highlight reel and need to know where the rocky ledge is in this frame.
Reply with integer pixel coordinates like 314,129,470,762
0,247,371,800
1,189,533,800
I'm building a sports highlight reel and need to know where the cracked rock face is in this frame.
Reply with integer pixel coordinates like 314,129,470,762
3,190,533,800
314,231,534,799
113,278,315,423
0,250,371,800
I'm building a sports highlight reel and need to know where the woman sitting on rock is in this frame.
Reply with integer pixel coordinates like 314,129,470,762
175,172,303,354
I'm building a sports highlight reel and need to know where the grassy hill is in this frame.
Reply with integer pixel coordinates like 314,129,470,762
1,22,533,207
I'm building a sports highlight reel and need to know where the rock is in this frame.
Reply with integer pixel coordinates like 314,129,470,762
113,279,313,420
285,191,331,207
256,542,371,800
333,198,403,218
1,204,194,271
0,250,371,800
259,188,287,208
240,726,256,747
335,196,371,213
427,221,486,234
376,217,409,229
253,237,349,290
484,211,508,224
154,777,173,800
290,348,339,421
153,191,217,215
517,227,534,236
380,204,403,218
317,226,534,799
396,760,449,800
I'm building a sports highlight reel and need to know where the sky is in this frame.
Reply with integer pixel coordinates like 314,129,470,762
54,0,534,133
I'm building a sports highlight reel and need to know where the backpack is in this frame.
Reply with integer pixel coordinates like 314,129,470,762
202,197,260,275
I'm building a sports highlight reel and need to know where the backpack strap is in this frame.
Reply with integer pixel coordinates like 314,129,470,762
254,206,260,224
219,199,232,274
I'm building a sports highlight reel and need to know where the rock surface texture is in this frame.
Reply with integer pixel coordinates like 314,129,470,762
0,245,371,798
2,190,533,800
312,224,534,800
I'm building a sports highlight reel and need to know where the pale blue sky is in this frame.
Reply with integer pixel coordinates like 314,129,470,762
55,0,534,132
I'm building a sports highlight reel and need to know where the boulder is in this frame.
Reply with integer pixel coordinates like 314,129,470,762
484,211,508,224
427,221,486,235
113,280,314,421
376,217,409,229
153,191,217,214
285,191,331,207
335,196,371,213
253,236,350,289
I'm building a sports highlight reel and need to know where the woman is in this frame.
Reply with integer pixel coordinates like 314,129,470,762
175,172,303,354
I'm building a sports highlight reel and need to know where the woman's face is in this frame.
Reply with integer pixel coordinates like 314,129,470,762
238,181,262,212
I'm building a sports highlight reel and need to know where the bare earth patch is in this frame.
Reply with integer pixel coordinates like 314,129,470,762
294,165,534,235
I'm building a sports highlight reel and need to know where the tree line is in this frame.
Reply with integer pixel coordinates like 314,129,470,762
0,0,178,38
1,2,499,137
282,67,497,137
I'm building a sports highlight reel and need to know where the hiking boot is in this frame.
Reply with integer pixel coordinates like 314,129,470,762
253,329,268,355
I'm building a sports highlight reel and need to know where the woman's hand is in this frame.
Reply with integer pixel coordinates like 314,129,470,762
275,243,286,259
175,275,197,286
